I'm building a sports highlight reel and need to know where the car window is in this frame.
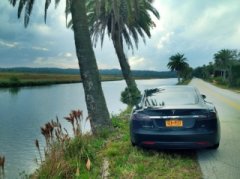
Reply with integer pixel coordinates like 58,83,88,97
144,87,198,107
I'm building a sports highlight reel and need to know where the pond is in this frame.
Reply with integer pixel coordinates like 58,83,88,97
0,78,177,178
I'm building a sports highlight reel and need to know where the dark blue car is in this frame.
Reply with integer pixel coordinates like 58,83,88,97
130,86,220,149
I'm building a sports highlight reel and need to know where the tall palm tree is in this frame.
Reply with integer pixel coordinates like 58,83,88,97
87,0,160,104
167,53,188,83
9,0,112,134
214,49,234,82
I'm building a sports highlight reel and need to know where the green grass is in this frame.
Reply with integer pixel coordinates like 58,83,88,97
33,107,202,178
204,78,240,93
177,78,192,85
0,72,123,87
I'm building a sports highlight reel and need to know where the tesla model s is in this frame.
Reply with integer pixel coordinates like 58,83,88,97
130,85,220,149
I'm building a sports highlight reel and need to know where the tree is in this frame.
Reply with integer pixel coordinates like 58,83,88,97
181,65,193,81
214,49,234,82
87,0,160,105
9,0,112,134
167,53,188,83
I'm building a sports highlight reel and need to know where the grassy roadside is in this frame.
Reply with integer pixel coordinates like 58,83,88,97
32,107,202,178
177,79,192,85
208,79,240,93
0,72,123,88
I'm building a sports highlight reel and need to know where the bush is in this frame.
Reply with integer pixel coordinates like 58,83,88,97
9,76,20,86
231,65,240,87
214,77,227,86
121,86,141,106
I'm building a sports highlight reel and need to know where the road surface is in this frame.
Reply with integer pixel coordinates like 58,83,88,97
190,78,240,179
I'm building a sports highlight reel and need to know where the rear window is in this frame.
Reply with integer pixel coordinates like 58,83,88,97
143,87,198,107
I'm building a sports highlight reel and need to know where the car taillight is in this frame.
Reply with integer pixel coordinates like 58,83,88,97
208,111,217,119
132,113,151,121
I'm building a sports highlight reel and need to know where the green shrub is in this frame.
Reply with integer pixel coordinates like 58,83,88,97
121,87,141,106
214,77,227,86
9,76,20,86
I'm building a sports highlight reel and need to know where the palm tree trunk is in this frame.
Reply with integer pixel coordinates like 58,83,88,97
112,30,139,92
177,71,180,83
71,0,111,134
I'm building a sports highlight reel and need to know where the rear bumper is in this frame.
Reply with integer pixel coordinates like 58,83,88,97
131,128,220,149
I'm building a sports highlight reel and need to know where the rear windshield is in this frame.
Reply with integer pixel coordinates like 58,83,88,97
143,87,198,107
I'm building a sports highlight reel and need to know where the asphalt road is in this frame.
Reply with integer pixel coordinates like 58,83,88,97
190,78,240,179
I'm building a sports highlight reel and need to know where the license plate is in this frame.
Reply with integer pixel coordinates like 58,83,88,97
166,120,183,127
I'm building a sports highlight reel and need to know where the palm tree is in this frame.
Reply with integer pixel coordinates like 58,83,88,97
214,49,234,82
87,0,160,104
9,0,112,134
167,53,188,83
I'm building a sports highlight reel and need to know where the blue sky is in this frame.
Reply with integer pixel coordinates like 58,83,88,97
0,0,240,71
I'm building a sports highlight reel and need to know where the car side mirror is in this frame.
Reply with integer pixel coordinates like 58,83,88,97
135,104,141,109
201,94,206,99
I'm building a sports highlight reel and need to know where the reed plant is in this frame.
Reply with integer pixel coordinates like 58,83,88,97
0,155,5,177
33,110,94,178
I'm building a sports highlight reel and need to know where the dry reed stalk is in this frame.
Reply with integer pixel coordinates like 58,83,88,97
35,139,43,163
0,155,5,173
35,109,89,176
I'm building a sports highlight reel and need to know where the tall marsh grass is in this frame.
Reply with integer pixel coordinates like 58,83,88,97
33,110,93,178
0,155,5,177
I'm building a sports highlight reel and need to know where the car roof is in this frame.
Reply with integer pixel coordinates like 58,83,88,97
144,85,197,93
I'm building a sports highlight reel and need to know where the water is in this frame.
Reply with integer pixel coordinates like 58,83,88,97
0,78,177,178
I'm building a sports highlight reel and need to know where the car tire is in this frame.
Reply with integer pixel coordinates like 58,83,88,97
131,140,136,146
209,143,219,149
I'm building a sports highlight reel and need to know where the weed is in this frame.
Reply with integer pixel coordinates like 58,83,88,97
0,155,5,176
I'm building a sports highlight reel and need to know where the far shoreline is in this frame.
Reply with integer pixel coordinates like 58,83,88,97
0,72,176,88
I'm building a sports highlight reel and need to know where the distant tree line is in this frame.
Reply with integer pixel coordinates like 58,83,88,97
193,49,240,87
0,67,177,78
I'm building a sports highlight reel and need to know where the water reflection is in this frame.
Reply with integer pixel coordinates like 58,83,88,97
9,87,21,95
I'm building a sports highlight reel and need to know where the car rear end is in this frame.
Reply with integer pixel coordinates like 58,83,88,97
130,86,220,149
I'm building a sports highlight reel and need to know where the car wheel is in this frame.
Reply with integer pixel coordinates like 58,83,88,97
131,140,136,146
209,143,219,149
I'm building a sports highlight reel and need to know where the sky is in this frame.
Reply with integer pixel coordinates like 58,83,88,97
0,0,240,71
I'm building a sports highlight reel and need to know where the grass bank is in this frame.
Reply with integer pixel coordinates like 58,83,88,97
32,107,202,178
0,72,123,88
203,78,240,93
177,78,192,85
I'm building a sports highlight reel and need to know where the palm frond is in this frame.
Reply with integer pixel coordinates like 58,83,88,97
44,0,51,23
17,0,27,18
65,0,71,26
9,0,18,6
55,0,61,8
24,0,35,27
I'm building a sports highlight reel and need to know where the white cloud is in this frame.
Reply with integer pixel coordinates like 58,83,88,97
129,56,155,70
156,32,174,49
0,40,19,48
32,46,49,51
32,24,52,36
64,52,73,58
98,63,118,69
33,52,78,68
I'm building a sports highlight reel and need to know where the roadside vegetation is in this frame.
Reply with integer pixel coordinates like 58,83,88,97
30,107,201,178
193,49,240,91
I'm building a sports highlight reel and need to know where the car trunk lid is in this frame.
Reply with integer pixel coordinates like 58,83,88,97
143,108,208,129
